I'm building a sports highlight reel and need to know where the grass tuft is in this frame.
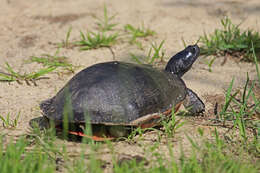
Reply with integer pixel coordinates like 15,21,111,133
203,56,216,72
131,40,165,64
199,16,260,62
124,23,156,48
0,112,20,129
74,31,118,50
29,49,76,73
217,74,260,145
0,62,56,85
94,5,118,32
58,26,73,48
161,107,185,138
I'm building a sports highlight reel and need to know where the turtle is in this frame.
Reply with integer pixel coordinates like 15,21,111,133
40,44,205,141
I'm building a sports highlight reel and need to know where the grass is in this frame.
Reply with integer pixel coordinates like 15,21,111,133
209,48,260,155
182,129,259,173
161,107,185,138
58,26,73,48
131,40,165,64
252,42,260,84
215,74,260,149
0,136,56,173
202,56,216,72
1,125,259,173
29,49,76,73
112,128,260,173
59,5,155,52
94,5,118,32
219,75,260,137
72,5,119,51
199,17,260,62
0,112,20,129
74,31,118,50
124,23,156,48
0,62,56,85
124,23,155,40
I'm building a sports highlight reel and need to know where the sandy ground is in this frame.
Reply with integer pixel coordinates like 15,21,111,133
0,0,259,169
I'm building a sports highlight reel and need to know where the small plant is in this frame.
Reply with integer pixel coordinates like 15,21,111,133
94,5,118,32
125,24,155,41
74,31,118,50
161,108,185,138
199,16,260,62
0,112,20,129
0,63,56,85
203,56,216,72
125,23,155,48
131,40,165,64
217,74,260,143
58,26,73,48
125,127,149,142
29,49,76,73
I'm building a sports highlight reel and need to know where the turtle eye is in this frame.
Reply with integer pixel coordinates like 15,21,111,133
190,46,197,54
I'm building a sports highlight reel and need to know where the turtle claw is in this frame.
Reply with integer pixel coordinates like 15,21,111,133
183,88,205,115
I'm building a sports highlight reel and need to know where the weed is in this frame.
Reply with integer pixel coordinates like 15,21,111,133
161,107,185,138
74,31,118,50
124,127,154,142
0,112,20,129
58,26,73,48
203,56,216,72
217,73,260,144
125,24,155,41
125,23,155,48
94,5,118,32
0,62,56,85
30,49,76,73
131,40,165,64
199,16,260,62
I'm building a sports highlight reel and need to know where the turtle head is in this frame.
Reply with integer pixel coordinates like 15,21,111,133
165,45,200,77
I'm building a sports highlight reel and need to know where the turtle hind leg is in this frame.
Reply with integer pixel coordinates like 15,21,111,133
183,88,205,115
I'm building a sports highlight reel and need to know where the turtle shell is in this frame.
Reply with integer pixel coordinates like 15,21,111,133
40,61,187,126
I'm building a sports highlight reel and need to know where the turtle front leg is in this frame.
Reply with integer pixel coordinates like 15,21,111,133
183,88,205,115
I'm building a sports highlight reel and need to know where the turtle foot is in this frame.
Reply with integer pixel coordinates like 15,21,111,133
183,88,205,115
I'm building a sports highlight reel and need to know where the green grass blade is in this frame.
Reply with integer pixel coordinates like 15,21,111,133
26,67,56,79
252,41,260,84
